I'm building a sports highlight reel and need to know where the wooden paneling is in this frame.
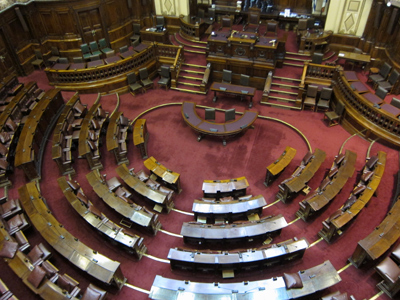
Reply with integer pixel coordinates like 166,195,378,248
57,11,77,35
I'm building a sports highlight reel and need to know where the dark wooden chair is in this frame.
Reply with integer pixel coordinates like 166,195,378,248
222,69,232,84
303,85,318,111
157,65,171,90
139,67,154,90
316,87,332,112
377,69,400,93
324,100,345,126
127,72,144,95
368,62,392,87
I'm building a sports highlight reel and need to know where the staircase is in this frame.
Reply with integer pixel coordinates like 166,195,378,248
284,51,311,68
261,75,302,110
171,63,207,94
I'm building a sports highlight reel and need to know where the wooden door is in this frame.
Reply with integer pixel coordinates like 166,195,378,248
78,8,104,44
0,31,16,78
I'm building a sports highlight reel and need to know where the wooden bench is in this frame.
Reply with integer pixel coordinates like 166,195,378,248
264,146,297,187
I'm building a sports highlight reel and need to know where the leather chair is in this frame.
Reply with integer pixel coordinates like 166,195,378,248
375,86,388,100
316,87,332,112
27,243,52,266
73,56,84,63
321,291,349,300
302,85,318,111
7,213,29,235
324,100,345,126
390,97,400,109
240,74,250,86
377,69,400,93
57,274,80,298
98,38,113,54
89,41,102,56
157,65,171,90
89,53,101,61
243,8,260,33
80,44,92,60
130,23,141,47
205,108,215,121
156,15,165,27
225,108,235,122
312,52,324,64
58,57,69,64
0,198,22,219
297,18,308,36
222,69,232,84
48,46,60,65
127,72,144,95
31,49,45,69
375,256,400,298
264,19,278,36
139,67,154,90
119,45,129,53
219,16,232,32
14,230,30,251
368,62,392,87
81,284,107,300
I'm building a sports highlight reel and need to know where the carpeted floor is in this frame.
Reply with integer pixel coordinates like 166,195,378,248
1,27,399,300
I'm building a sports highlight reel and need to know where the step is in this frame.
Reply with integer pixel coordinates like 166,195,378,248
286,51,310,57
177,32,208,46
170,86,206,95
268,94,297,103
177,81,200,87
273,76,302,83
180,75,203,81
271,82,299,89
283,62,304,68
285,56,310,62
182,63,207,69
180,69,205,74
270,88,298,96
260,100,302,110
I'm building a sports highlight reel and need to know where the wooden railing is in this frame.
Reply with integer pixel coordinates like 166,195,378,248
170,46,184,89
300,62,337,89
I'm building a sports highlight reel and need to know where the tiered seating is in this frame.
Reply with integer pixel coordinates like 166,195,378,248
57,176,147,258
149,260,341,300
374,245,400,298
143,156,182,193
168,238,309,277
15,89,65,181
78,97,109,170
181,214,287,246
202,177,249,199
18,181,126,289
319,151,386,242
0,278,18,300
52,93,87,176
296,150,357,221
276,149,326,203
133,118,149,159
192,194,267,223
264,146,297,187
116,163,174,213
106,107,131,165
86,170,162,234
0,214,30,252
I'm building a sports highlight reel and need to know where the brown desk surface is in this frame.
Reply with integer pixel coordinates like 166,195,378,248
381,103,400,117
69,62,86,70
87,59,105,68
362,93,384,105
267,146,297,176
133,119,147,145
52,63,70,70
350,81,369,94
343,71,359,82
78,102,102,157
134,43,150,53
339,51,371,63
144,156,180,184
106,111,122,151
202,177,249,194
105,56,121,64
211,82,255,97
120,49,135,59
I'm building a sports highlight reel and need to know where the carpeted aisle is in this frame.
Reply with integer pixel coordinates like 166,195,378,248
1,31,399,300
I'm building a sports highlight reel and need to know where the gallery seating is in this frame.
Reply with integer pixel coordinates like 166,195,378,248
303,85,318,111
31,49,45,70
80,43,92,60
368,62,392,87
377,69,400,93
324,100,345,126
106,109,130,165
157,65,171,90
139,67,154,91
47,46,60,66
316,87,332,112
127,72,144,95
264,146,297,187
98,38,112,54
130,23,141,47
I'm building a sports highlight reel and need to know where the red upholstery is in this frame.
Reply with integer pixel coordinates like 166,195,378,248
27,265,46,288
0,240,18,258
283,272,303,289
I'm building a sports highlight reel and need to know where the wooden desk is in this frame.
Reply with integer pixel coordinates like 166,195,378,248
15,89,64,181
381,103,400,117
87,60,105,68
106,111,129,165
57,176,147,258
119,50,135,59
144,156,181,193
116,163,174,213
133,119,149,159
18,181,126,288
86,170,161,234
277,149,326,203
182,101,258,145
179,15,209,41
52,63,70,70
140,27,169,44
339,51,371,65
149,260,341,300
350,81,369,94
299,30,333,54
202,176,249,199
265,146,297,187
181,215,287,246
362,92,384,106
168,238,309,276
349,198,400,268
343,71,359,82
211,82,256,108
192,194,267,223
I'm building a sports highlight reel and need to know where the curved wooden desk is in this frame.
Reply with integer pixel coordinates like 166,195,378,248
168,238,309,277
182,101,258,145
192,194,267,223
202,176,249,199
15,89,64,181
133,119,149,159
181,214,287,246
144,156,181,193
298,30,333,54
149,260,341,300
265,146,297,187
106,111,130,165
86,170,162,234
179,15,209,41
18,181,126,289
57,176,147,258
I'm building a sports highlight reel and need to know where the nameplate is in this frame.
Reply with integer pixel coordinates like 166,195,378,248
350,84,355,91
240,125,247,129
219,87,227,91
210,128,218,132
184,113,189,119
373,103,381,109
241,90,249,94
338,53,345,57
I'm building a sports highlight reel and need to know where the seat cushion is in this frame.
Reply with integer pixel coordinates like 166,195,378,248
0,132,10,144
376,257,400,284
57,274,77,293
0,240,18,258
2,199,16,213
7,214,23,231
41,260,58,278
283,272,303,289
27,265,46,288
82,286,102,300
28,244,44,263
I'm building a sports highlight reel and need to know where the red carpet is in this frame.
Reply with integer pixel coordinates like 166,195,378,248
1,29,399,300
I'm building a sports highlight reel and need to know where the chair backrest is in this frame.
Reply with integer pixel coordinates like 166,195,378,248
156,15,165,26
89,41,99,51
51,46,60,56
205,108,215,121
240,74,250,86
198,8,205,18
379,62,392,78
320,87,332,101
298,18,308,31
90,54,100,61
208,8,215,19
98,38,107,49
225,108,235,122
388,69,400,85
139,68,149,80
376,86,388,100
73,57,84,63
312,52,323,64
119,45,128,53
307,85,318,98
266,20,277,34
160,65,170,78
221,16,232,29
248,11,260,25
222,69,232,83
106,50,115,58
353,48,362,54
80,44,90,54
335,100,345,116
34,49,43,60
58,57,69,64
127,72,137,84
307,17,315,29
133,23,141,35
391,97,400,109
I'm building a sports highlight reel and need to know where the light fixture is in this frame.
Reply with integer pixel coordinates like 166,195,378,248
387,0,392,7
